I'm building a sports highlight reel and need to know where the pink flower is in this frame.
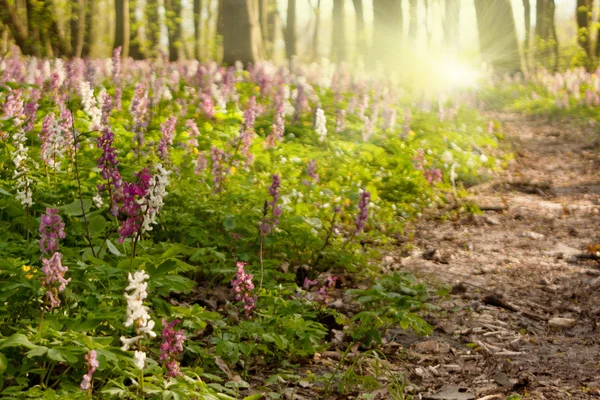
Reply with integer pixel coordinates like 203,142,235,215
160,319,186,378
80,350,98,391
39,208,66,255
230,262,256,316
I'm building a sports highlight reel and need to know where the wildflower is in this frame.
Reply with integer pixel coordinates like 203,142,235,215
335,109,346,133
118,169,152,243
306,159,319,183
260,174,282,235
22,265,36,279
210,147,226,193
131,83,149,149
40,113,66,171
317,275,338,304
112,46,122,83
424,168,442,184
3,89,25,125
361,116,373,142
243,96,256,133
303,277,318,290
160,319,186,378
382,108,396,132
141,164,171,233
230,262,256,316
194,152,207,175
202,94,215,118
79,81,102,130
80,350,99,391
41,252,70,309
40,208,66,255
158,117,177,160
354,190,370,235
133,350,146,370
265,102,285,148
185,119,200,138
314,108,327,142
97,129,122,213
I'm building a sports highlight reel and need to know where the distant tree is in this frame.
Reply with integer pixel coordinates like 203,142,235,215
353,0,367,59
220,0,264,65
165,0,183,61
331,0,346,62
576,0,593,59
194,0,203,60
0,0,70,57
372,0,402,65
443,0,460,57
285,0,297,59
114,0,131,58
311,0,321,60
474,0,521,73
408,0,418,41
535,0,558,70
81,0,94,57
146,0,161,57
71,0,87,58
130,0,144,59
522,0,531,69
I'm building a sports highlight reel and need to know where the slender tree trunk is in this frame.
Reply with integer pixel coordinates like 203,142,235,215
285,0,296,59
311,0,321,60
522,0,530,70
352,0,366,59
408,0,418,41
331,0,345,62
165,0,183,61
71,0,87,58
576,0,592,59
548,0,558,70
373,0,403,65
82,0,93,57
130,0,143,59
146,0,160,57
443,0,460,57
221,0,264,65
114,0,130,58
194,0,203,59
474,0,521,73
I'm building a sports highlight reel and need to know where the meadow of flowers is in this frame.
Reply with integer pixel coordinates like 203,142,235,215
0,49,501,398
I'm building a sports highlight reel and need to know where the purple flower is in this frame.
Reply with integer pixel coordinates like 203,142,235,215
3,89,24,125
230,262,256,316
40,208,66,255
424,168,442,184
80,350,99,391
118,168,152,243
243,96,256,133
112,46,122,83
261,174,282,235
210,147,226,193
185,119,200,138
41,252,71,309
160,319,186,378
306,159,319,183
317,276,338,304
194,152,207,175
97,129,122,213
131,84,149,149
202,94,215,119
354,190,370,235
23,102,38,133
158,116,177,160
265,101,284,148
303,277,318,290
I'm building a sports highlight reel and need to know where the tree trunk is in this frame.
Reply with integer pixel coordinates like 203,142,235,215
311,0,321,60
114,0,130,59
352,0,366,59
71,0,87,58
285,0,296,59
331,0,345,62
408,0,418,41
221,0,264,66
548,0,558,70
576,0,592,59
522,0,530,70
81,0,93,57
130,0,143,59
474,0,521,73
373,0,403,64
165,0,183,61
194,0,203,59
146,0,160,58
443,0,460,56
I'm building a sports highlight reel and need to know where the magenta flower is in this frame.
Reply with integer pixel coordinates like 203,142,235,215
80,350,99,391
424,168,442,184
194,152,207,175
243,96,256,133
185,119,200,138
118,168,152,243
265,101,285,148
354,190,370,235
210,147,226,193
97,129,122,214
261,174,282,236
41,252,71,309
230,262,256,316
202,94,215,119
160,319,186,378
40,208,66,255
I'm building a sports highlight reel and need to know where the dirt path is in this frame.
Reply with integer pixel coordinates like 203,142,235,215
393,114,600,399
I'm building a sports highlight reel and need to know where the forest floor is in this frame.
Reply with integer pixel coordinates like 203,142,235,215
383,113,600,400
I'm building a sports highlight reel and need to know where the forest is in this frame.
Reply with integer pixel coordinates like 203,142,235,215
1,0,600,399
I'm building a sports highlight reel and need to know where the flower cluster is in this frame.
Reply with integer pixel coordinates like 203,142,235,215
41,252,71,309
118,168,152,243
335,108,346,133
79,81,102,129
210,147,226,193
424,168,442,184
40,113,66,171
131,83,149,148
160,319,186,378
80,350,99,391
97,129,122,213
158,116,177,160
314,108,327,142
231,262,256,315
40,208,66,255
120,270,156,370
141,164,171,233
260,174,282,235
306,159,319,183
317,275,338,304
265,101,285,148
354,190,371,235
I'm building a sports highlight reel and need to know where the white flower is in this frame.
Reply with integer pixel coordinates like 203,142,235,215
120,335,143,351
133,351,146,370
123,270,155,339
141,164,171,233
79,81,102,129
93,194,104,208
441,150,453,164
315,108,327,142
480,154,488,163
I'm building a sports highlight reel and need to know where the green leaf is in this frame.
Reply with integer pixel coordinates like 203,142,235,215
47,348,78,363
0,352,7,374
106,239,122,256
224,215,236,231
243,395,264,400
60,199,92,216
26,346,49,358
88,215,107,236
0,333,37,350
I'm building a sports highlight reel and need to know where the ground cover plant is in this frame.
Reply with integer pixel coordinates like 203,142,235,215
0,52,502,399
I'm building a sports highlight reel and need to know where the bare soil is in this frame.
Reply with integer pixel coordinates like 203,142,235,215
389,114,600,399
